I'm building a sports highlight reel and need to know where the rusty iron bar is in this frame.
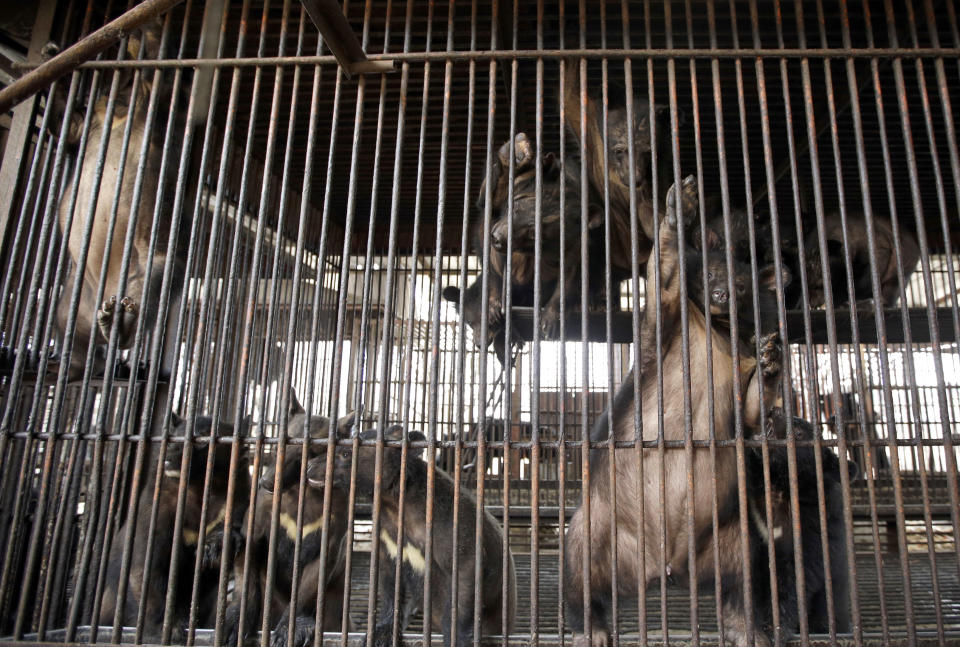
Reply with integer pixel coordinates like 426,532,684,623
0,0,187,115
0,432,954,450
503,306,960,345
8,634,960,647
750,62,856,211
0,0,59,260
2,0,960,645
298,0,395,77
10,46,960,72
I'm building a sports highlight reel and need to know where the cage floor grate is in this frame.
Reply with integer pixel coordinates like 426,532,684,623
343,551,960,635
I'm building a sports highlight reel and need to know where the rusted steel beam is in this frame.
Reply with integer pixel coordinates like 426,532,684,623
0,0,186,115
298,0,395,77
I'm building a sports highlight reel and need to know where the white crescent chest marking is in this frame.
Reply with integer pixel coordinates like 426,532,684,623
379,530,426,574
182,507,227,546
279,512,325,541
749,498,784,545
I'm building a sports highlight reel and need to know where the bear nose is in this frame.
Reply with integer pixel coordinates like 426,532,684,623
491,221,508,251
712,288,728,304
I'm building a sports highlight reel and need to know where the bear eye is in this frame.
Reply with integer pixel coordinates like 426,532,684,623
707,271,714,281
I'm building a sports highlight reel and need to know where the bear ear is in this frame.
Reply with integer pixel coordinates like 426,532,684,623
383,425,405,442
757,264,792,292
169,411,184,429
336,411,358,438
286,386,305,416
407,430,427,444
442,286,461,304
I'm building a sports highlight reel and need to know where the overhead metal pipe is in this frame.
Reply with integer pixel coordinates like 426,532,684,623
0,0,186,115
299,0,395,77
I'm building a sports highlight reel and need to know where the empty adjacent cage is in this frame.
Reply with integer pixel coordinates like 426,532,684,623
0,0,957,645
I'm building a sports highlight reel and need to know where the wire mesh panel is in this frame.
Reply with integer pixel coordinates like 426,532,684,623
0,1,958,646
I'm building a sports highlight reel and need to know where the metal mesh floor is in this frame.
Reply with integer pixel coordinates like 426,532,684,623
25,552,960,647
343,551,960,637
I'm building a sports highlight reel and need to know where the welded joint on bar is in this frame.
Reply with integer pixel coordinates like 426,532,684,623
298,0,397,78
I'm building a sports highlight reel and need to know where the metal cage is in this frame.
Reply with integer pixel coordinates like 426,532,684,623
0,1,958,646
